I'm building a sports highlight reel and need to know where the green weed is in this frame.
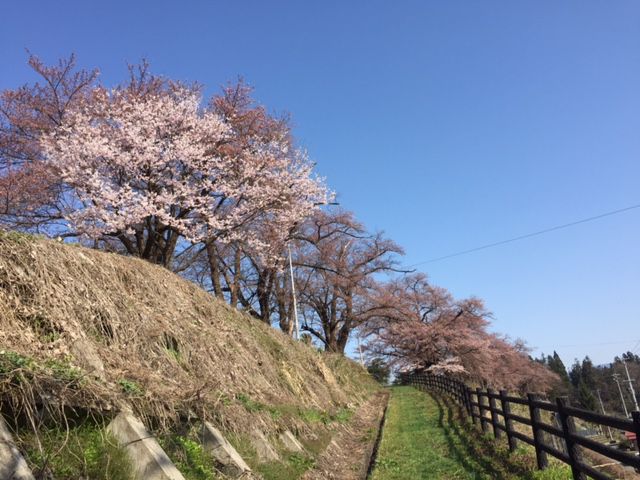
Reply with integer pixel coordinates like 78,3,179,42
118,378,143,396
0,351,83,387
44,358,83,384
158,433,221,480
256,452,316,480
236,393,267,412
19,423,134,480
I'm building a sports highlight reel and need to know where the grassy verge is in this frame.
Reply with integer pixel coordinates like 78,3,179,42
371,386,571,480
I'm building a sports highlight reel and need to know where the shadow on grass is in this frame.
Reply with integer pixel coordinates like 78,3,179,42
432,394,509,480
430,391,540,480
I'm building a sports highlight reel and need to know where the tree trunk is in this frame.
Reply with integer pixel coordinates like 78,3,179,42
256,270,272,324
230,245,241,308
205,241,224,299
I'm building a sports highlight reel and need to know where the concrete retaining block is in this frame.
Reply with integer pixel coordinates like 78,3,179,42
0,416,35,480
251,428,279,462
279,430,304,452
200,422,251,477
107,412,185,480
71,337,106,380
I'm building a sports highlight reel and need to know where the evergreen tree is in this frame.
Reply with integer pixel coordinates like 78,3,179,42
622,351,640,364
577,380,596,411
569,360,582,388
581,356,597,389
367,358,390,385
548,351,570,383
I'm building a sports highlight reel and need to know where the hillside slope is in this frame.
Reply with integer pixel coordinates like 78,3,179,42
0,232,380,478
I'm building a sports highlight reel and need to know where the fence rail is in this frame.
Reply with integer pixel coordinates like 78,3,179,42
401,372,640,480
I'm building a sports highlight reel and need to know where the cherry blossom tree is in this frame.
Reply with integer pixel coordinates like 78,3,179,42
294,210,404,352
200,81,326,302
366,273,557,392
0,54,97,232
175,81,329,324
42,74,227,264
1,57,328,269
39,65,327,266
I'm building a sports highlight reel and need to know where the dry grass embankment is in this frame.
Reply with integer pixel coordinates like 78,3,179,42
0,232,379,477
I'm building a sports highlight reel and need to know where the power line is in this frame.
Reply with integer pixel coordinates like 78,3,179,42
407,203,640,267
534,340,639,350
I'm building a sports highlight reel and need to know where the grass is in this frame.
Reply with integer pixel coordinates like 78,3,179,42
255,452,316,480
371,386,571,480
233,392,355,426
18,422,134,480
300,430,332,456
227,430,319,480
0,229,36,243
0,350,83,382
117,378,144,396
295,405,353,425
157,430,222,480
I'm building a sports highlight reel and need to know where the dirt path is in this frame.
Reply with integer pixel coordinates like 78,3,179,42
302,390,389,480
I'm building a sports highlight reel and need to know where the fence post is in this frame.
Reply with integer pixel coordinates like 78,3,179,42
487,389,502,439
527,393,549,470
499,390,517,451
463,385,471,417
458,381,467,412
467,387,477,425
556,396,585,480
477,387,489,433
457,381,466,410
632,411,640,455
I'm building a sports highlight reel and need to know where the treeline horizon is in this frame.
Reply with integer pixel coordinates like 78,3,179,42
538,350,640,417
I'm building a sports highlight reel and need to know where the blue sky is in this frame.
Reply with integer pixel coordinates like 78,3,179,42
2,1,639,366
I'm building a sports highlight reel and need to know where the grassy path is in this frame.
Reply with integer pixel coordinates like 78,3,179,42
370,386,569,480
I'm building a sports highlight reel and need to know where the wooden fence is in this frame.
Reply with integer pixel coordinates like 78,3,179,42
402,372,640,480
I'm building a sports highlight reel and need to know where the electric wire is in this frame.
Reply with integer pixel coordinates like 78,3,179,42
534,340,639,350
407,203,640,267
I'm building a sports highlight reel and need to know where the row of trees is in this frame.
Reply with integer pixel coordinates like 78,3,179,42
540,351,640,416
0,55,556,391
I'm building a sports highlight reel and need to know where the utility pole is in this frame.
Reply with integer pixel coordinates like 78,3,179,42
613,374,630,417
357,332,365,367
596,389,614,441
622,359,640,412
286,200,338,341
287,244,299,340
